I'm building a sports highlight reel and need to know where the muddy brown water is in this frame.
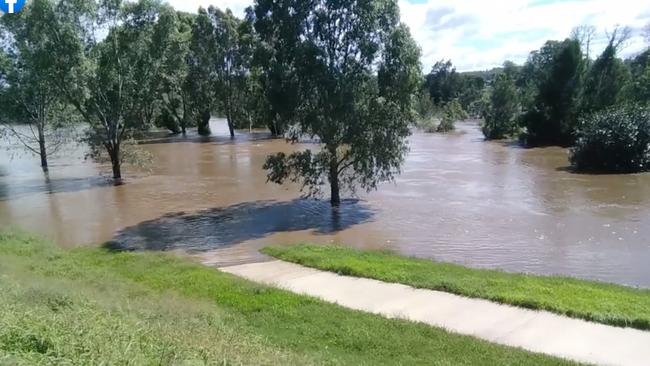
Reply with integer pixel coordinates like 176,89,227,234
2,120,650,287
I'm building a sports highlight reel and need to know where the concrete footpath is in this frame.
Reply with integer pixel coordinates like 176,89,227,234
221,260,650,366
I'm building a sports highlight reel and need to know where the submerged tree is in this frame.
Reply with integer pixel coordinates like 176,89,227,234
259,0,421,206
482,72,520,140
581,29,631,114
156,10,195,135
250,1,312,136
189,6,252,138
0,1,73,170
521,39,584,146
425,60,463,106
42,0,165,183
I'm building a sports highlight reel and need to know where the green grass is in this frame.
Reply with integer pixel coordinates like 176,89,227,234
0,231,579,365
263,244,650,331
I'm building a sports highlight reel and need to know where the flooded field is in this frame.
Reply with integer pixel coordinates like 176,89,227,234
2,120,650,287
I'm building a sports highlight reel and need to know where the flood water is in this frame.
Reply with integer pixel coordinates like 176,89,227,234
2,120,650,288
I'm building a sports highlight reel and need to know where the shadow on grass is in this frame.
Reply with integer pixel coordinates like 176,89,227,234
106,198,376,253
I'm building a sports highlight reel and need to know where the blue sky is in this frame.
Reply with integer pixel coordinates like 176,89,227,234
166,0,650,71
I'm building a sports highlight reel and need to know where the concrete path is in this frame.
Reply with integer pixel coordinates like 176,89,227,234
221,260,650,366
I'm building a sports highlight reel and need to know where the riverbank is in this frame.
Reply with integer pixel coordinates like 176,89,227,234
0,231,575,365
263,244,650,330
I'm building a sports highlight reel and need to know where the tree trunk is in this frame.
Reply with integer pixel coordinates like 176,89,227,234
109,144,123,185
226,102,235,139
329,158,341,207
37,124,48,172
198,109,211,136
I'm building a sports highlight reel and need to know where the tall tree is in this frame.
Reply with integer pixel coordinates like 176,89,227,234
521,39,584,146
626,50,650,105
482,71,520,140
0,0,71,170
259,0,421,206
581,29,631,114
571,25,596,61
250,2,310,136
44,0,165,184
425,60,463,105
156,9,195,135
189,6,248,138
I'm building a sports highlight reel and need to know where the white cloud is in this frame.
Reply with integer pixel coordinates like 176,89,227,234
165,0,650,71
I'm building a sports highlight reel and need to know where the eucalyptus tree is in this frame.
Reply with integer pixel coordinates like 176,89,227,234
258,0,421,206
482,72,520,140
155,9,194,135
43,0,165,183
521,39,584,146
250,2,309,136
189,6,249,138
581,29,631,114
0,0,72,170
425,60,463,106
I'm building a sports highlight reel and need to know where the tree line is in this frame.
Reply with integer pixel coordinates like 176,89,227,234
420,25,650,173
0,0,421,206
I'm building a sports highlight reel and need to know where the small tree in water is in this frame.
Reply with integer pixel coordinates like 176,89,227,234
0,1,73,171
258,0,421,206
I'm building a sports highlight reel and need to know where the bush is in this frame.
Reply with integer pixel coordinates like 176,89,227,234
436,99,468,133
414,117,438,133
570,106,650,173
481,73,519,140
436,115,455,133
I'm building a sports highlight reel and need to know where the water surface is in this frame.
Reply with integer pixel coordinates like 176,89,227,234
2,120,650,287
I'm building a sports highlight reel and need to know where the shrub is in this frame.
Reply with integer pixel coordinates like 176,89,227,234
481,73,519,140
414,117,438,133
435,99,468,133
570,106,650,173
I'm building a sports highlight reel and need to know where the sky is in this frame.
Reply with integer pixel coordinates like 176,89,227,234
165,0,650,72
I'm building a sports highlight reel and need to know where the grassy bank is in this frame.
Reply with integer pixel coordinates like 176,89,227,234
264,244,650,330
0,232,577,365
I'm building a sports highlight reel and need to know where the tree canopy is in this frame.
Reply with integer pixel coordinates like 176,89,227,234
260,0,421,206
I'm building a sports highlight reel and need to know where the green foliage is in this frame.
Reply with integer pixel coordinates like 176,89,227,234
436,99,468,133
0,0,75,168
424,60,486,113
625,49,650,105
414,87,435,120
521,39,585,146
26,0,177,182
570,105,650,173
259,0,421,206
265,244,650,330
425,60,463,105
189,7,253,138
156,9,196,135
581,40,631,114
0,232,576,365
251,1,311,136
482,72,520,140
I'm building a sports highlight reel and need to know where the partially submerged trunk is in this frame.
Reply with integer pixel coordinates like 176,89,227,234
37,122,48,172
108,144,123,185
226,104,235,139
198,109,211,136
329,155,341,207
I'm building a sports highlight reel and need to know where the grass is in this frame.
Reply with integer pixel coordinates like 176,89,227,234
263,244,650,331
0,231,580,365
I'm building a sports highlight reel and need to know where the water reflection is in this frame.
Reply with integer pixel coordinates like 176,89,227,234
109,198,374,252
0,175,111,201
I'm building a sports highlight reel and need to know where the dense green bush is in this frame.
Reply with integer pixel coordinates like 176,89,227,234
436,99,468,133
482,73,520,140
570,106,650,173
